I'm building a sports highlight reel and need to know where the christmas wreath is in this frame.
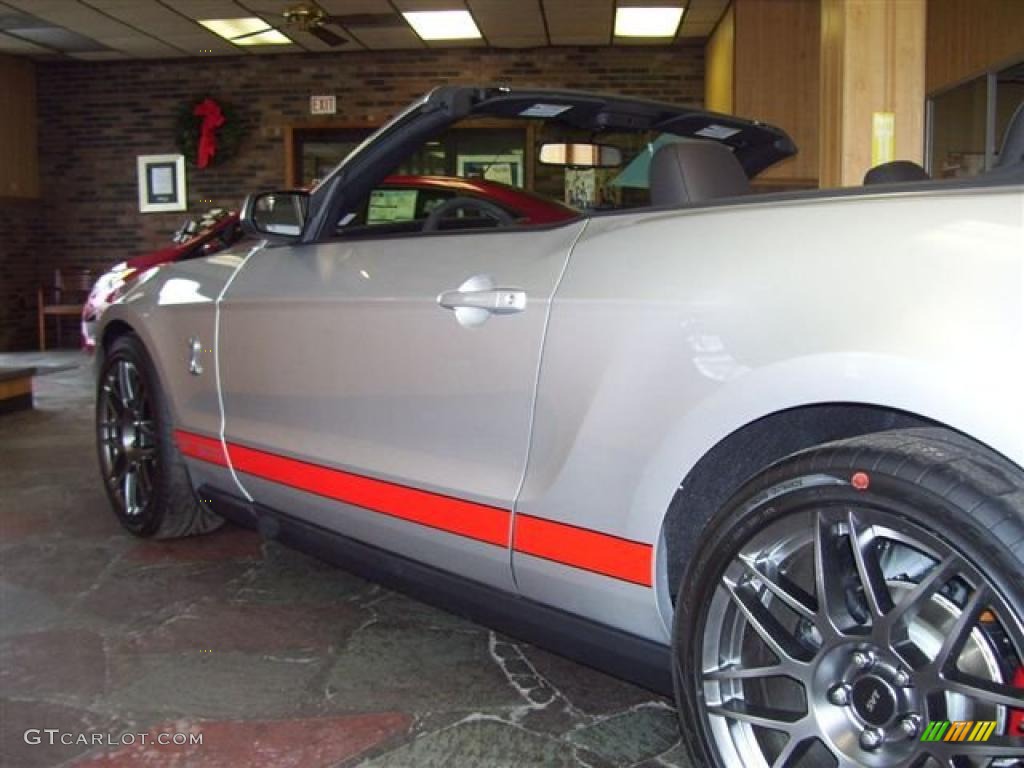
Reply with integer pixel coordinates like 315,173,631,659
174,97,245,168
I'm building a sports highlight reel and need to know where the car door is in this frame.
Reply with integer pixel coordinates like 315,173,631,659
217,219,586,591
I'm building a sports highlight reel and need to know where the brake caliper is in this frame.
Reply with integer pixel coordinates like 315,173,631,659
1010,666,1024,735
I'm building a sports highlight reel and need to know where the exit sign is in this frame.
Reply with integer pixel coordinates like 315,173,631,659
310,95,337,115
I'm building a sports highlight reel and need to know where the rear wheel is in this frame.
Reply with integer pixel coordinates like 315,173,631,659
675,428,1024,768
96,333,222,538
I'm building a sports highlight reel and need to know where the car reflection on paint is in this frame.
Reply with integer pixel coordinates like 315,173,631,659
81,176,576,350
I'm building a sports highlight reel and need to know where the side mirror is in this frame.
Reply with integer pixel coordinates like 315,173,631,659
538,142,623,168
241,190,309,239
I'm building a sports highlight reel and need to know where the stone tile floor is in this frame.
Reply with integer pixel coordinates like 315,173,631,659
0,350,691,768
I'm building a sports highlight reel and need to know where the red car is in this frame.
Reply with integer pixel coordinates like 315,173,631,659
81,176,576,349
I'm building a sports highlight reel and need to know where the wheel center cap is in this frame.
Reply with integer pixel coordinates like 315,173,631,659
120,420,138,457
851,676,897,727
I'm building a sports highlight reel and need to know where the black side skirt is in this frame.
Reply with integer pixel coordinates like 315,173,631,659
199,484,674,697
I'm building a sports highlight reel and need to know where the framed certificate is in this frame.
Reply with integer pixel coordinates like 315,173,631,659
137,154,186,213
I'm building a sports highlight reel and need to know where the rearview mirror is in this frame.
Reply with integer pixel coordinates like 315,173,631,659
241,190,309,239
538,142,623,168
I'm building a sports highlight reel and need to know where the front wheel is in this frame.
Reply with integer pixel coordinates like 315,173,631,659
675,428,1024,768
96,333,223,538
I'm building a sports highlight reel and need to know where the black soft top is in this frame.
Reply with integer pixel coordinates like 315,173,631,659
448,86,796,178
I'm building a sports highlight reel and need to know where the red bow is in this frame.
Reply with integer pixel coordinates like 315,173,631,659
193,98,225,169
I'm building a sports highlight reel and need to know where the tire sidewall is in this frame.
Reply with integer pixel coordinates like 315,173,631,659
673,451,1024,768
95,334,173,537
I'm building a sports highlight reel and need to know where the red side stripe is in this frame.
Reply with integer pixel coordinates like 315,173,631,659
226,442,511,548
513,514,653,587
175,430,652,585
175,430,229,467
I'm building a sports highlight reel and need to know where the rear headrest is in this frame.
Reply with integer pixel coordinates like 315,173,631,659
863,160,930,185
996,100,1024,169
649,140,749,207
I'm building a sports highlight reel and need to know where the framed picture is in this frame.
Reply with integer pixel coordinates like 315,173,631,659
456,153,524,187
137,154,186,213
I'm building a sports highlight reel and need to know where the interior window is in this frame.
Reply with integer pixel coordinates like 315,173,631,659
330,115,682,239
291,128,374,187
396,128,528,187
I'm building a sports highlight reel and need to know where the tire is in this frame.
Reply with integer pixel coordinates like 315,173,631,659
96,333,223,539
674,427,1024,768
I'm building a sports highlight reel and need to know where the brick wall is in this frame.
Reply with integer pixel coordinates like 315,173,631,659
2,44,703,350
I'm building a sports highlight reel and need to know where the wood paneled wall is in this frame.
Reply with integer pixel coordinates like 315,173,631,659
734,0,821,184
705,4,734,115
819,0,926,187
927,0,1024,93
705,0,820,186
0,55,39,199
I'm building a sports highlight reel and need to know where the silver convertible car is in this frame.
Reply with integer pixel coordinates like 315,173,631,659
95,86,1024,767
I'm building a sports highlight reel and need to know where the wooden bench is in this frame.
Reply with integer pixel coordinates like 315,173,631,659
0,367,35,414
38,267,93,351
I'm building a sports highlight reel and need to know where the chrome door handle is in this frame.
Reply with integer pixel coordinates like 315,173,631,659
438,275,526,328
437,288,527,314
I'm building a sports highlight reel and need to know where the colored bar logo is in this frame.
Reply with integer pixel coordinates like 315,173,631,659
920,721,997,742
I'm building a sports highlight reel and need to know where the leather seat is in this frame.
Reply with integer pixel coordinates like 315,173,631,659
863,160,930,185
649,140,749,207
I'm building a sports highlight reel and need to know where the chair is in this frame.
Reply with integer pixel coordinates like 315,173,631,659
863,160,930,185
37,267,93,351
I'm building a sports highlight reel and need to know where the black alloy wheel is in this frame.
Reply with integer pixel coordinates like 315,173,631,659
96,333,222,538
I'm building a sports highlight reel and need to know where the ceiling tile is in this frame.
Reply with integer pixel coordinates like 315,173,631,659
94,34,187,57
392,0,470,9
470,0,545,46
161,0,250,20
680,22,713,38
543,0,612,45
85,0,208,37
315,0,392,12
0,0,708,57
2,0,134,37
350,25,424,49
685,0,728,24
0,29,49,53
160,34,243,55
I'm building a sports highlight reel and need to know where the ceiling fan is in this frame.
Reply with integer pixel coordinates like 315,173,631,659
277,2,348,47
271,2,410,47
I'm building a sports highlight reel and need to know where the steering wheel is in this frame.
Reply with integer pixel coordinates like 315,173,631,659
422,196,517,232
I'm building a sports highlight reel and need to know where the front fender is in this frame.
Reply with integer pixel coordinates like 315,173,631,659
98,250,252,436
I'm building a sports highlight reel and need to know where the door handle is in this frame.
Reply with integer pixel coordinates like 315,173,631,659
438,275,526,328
437,288,527,314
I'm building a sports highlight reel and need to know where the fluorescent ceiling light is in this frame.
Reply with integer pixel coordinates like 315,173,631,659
403,10,481,41
199,18,292,46
614,6,684,37
231,28,292,46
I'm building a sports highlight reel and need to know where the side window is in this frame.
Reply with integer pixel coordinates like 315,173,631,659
338,187,460,235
